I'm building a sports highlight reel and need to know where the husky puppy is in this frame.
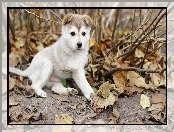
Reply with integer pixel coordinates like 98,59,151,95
9,14,94,100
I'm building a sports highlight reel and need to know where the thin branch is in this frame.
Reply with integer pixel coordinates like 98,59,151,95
104,30,135,57
119,10,163,60
104,9,156,57
131,9,136,45
10,9,22,21
111,10,119,45
44,2,62,22
140,24,152,69
105,67,166,77
118,10,166,61
48,9,62,22
139,9,142,26
19,2,59,24
140,39,150,69
98,9,102,45
9,16,15,41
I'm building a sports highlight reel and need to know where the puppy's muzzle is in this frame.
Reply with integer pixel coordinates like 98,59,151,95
77,42,82,49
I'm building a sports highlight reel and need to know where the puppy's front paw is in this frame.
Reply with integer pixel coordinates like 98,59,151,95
35,89,47,98
84,89,94,101
67,87,78,95
84,93,93,102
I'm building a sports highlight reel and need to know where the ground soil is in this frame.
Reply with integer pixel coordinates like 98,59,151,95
8,84,166,124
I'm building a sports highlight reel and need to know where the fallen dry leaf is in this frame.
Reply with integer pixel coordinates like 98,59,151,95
135,48,145,58
109,114,117,124
9,53,20,67
117,57,129,67
14,37,25,49
89,37,96,48
113,108,120,120
9,106,23,122
140,94,150,109
150,73,160,86
9,77,16,90
109,107,120,124
104,56,111,67
100,43,107,52
75,110,97,124
36,42,44,51
88,64,100,80
97,81,115,98
90,37,101,54
103,63,111,71
91,92,118,112
26,112,43,122
148,103,164,121
9,96,19,107
151,112,162,121
55,114,74,124
124,86,144,96
14,79,34,97
127,71,150,89
101,38,111,47
112,71,126,95
150,73,166,87
148,103,164,114
151,93,166,104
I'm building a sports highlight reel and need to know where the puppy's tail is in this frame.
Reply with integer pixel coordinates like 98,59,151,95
9,67,28,77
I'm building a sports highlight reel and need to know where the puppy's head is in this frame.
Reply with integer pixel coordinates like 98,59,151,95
61,14,93,51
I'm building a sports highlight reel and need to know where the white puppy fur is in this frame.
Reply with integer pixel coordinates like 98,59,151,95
9,14,94,100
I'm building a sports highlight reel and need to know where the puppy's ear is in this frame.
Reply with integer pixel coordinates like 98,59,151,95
83,14,93,27
62,14,74,26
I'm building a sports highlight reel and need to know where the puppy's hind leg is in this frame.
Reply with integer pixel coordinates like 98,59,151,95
31,59,53,98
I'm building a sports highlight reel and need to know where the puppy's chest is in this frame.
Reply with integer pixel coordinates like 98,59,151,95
52,55,86,78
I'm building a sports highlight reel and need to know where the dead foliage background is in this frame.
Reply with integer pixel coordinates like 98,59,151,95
8,8,166,124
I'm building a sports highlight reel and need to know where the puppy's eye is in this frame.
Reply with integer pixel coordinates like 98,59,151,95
82,32,86,36
70,32,75,36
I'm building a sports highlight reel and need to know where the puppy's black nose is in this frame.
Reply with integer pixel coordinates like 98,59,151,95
77,42,82,48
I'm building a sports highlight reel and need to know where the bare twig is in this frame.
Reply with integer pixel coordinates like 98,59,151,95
25,11,31,45
148,42,165,56
140,24,152,69
131,9,136,45
123,15,131,31
105,67,166,77
98,9,102,46
19,2,59,24
24,9,59,24
118,10,166,61
48,9,62,22
140,39,150,69
104,9,159,57
45,0,64,21
104,31,135,57
119,10,163,60
44,0,62,21
10,9,22,21
9,16,15,41
139,9,142,26
111,10,119,45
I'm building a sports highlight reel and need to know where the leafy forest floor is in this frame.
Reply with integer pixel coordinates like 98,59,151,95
8,8,167,124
